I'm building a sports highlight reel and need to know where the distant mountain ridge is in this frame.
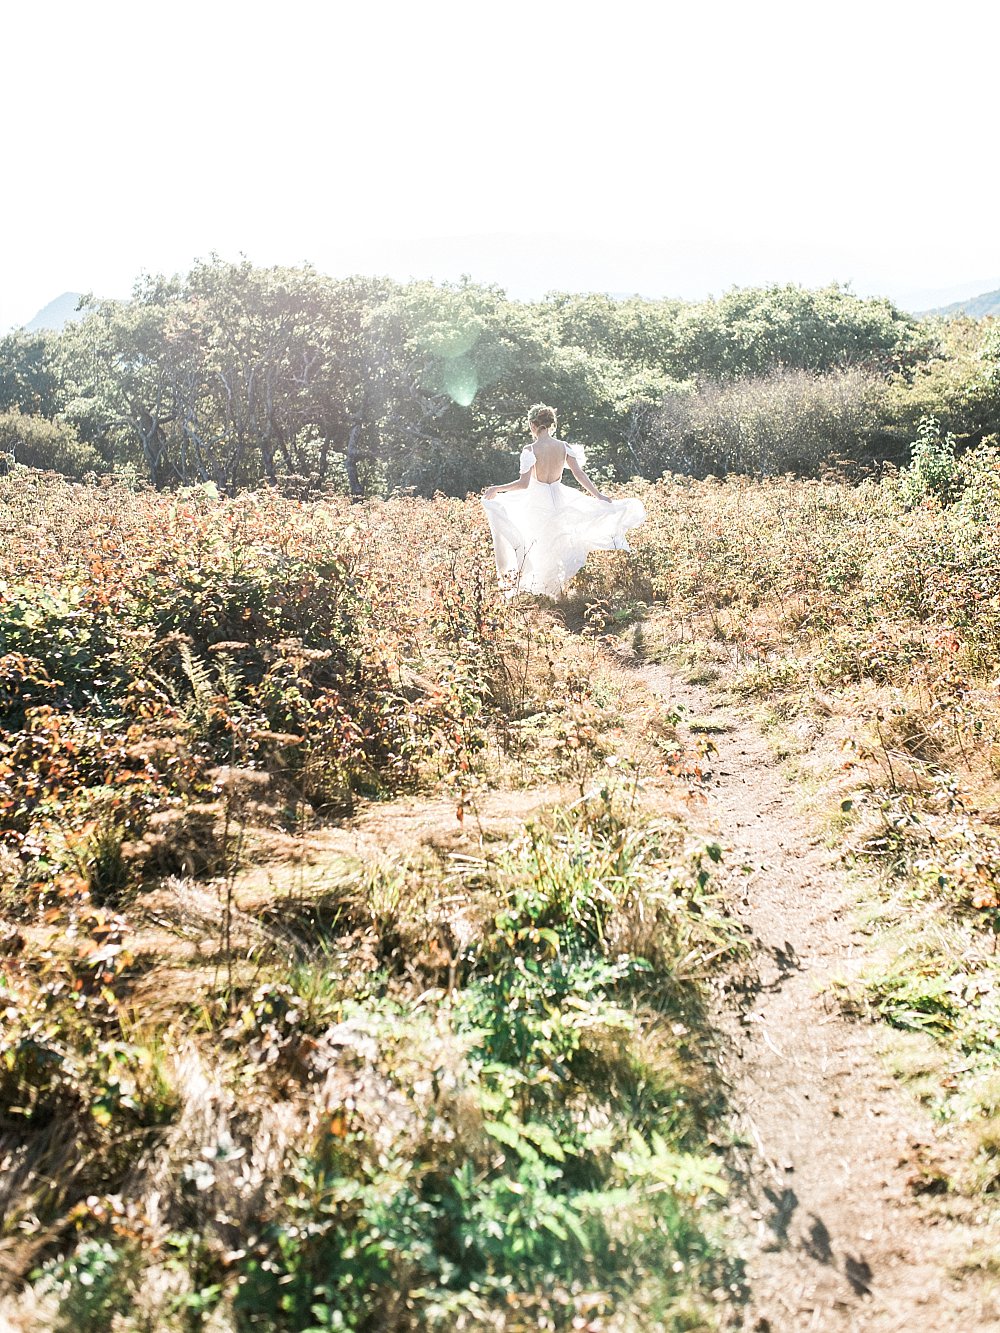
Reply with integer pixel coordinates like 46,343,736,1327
23,292,86,332
925,288,1000,319
16,279,1000,333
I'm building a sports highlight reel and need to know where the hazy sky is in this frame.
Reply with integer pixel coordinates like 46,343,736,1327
5,0,999,329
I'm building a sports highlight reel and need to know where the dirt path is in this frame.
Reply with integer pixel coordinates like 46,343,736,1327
643,666,1000,1332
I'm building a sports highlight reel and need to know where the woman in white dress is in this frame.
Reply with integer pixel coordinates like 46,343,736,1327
481,404,645,598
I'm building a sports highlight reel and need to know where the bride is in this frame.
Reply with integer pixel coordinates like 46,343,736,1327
481,403,645,598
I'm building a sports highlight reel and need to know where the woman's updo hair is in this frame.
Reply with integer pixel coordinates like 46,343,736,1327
528,403,557,430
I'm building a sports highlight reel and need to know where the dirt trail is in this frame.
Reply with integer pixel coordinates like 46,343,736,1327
643,667,1000,1332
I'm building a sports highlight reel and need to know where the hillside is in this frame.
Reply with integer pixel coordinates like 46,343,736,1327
926,287,1000,318
2,463,1000,1329
22,291,85,332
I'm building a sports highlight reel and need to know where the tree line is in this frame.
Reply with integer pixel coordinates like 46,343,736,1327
0,257,996,494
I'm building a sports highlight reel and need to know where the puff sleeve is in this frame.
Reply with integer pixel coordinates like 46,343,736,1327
564,442,586,468
518,446,536,474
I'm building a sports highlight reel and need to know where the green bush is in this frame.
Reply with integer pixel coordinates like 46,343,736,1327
0,581,124,718
0,409,103,477
234,1158,400,1331
34,1240,140,1332
956,435,1000,524
879,318,987,456
900,415,960,507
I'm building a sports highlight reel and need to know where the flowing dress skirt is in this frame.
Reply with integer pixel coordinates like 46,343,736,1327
481,477,646,598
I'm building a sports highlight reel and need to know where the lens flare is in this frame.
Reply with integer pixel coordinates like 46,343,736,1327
443,360,478,406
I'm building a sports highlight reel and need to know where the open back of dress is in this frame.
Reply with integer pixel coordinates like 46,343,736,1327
481,438,646,598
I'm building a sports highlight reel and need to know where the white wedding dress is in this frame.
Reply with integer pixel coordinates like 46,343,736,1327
481,440,646,598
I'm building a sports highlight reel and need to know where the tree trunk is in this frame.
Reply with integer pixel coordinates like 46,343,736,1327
132,403,169,488
346,421,364,499
259,429,277,486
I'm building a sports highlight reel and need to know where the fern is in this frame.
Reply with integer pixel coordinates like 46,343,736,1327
178,642,218,737
213,650,245,701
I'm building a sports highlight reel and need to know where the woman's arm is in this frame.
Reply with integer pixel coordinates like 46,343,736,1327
483,473,531,500
566,455,611,502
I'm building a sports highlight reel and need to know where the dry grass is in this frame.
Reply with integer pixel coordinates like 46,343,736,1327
6,461,1000,1324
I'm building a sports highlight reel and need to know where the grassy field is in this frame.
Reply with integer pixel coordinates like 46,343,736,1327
2,449,1000,1328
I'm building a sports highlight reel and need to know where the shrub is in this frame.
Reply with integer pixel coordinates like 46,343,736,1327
0,410,103,478
33,1240,141,1332
899,415,960,506
956,435,1000,524
0,581,125,718
879,317,990,459
649,365,887,477
968,320,1000,433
